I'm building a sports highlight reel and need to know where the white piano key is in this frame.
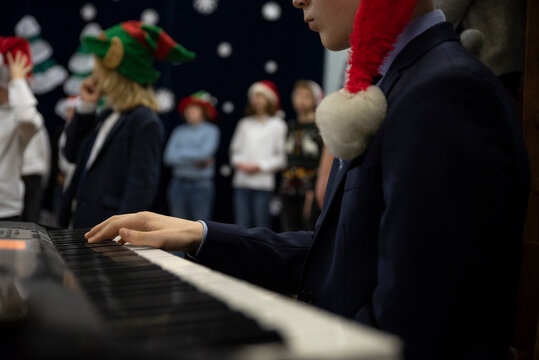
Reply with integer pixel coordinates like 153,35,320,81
126,245,402,360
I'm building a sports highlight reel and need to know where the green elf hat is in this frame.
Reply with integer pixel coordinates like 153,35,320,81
82,21,195,84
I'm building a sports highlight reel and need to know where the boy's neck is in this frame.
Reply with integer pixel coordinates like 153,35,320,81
411,0,435,20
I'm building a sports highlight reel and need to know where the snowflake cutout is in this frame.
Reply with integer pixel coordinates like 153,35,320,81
156,88,176,113
217,42,232,58
194,0,219,15
222,101,234,114
141,9,159,25
80,3,97,22
262,2,282,21
264,60,278,74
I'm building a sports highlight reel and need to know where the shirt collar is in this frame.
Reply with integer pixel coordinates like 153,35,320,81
378,9,446,78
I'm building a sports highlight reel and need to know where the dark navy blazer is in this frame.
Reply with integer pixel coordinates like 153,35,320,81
59,105,164,228
197,23,529,359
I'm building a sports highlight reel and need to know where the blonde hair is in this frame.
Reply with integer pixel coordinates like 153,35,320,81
93,57,160,113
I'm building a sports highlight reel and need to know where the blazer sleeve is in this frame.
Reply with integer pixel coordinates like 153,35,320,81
196,221,313,294
120,110,164,213
364,72,527,356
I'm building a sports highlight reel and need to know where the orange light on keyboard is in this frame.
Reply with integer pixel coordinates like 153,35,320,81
0,240,27,250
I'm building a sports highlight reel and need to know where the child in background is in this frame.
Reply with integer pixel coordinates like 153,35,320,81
164,91,220,221
0,37,43,221
21,126,51,222
230,80,287,228
280,80,324,231
59,21,195,228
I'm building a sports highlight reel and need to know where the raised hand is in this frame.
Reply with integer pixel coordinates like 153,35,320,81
7,51,32,80
79,76,102,103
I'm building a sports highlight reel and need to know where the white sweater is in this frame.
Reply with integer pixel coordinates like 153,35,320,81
22,126,51,185
230,115,287,191
0,79,43,218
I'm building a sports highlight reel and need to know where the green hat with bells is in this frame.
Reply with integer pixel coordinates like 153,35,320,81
82,21,195,84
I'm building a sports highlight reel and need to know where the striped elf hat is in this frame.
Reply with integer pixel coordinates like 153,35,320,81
82,21,196,84
315,0,418,160
178,91,218,122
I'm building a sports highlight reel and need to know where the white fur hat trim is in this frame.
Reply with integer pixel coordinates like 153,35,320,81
315,86,387,160
248,82,278,106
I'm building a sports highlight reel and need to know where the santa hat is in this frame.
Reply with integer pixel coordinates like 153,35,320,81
178,91,218,122
0,36,32,88
82,21,195,84
248,80,281,109
315,0,418,160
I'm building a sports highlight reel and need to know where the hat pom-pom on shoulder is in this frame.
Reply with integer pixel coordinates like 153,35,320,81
316,86,386,160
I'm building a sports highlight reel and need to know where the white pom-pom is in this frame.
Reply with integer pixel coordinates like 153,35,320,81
315,86,386,160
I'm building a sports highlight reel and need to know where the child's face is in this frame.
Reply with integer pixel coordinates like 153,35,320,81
184,104,205,125
293,0,359,51
251,92,269,113
292,87,316,113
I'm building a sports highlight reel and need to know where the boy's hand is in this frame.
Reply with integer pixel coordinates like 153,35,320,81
7,52,32,80
80,76,102,103
85,212,204,254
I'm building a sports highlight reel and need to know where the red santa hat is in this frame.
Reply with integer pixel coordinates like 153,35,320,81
315,0,418,160
178,91,218,122
248,80,281,109
0,36,32,88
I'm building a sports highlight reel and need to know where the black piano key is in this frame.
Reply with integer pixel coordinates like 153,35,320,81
45,229,283,354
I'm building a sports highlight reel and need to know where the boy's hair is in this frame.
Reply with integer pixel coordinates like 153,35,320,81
93,57,160,113
244,96,278,117
293,80,317,105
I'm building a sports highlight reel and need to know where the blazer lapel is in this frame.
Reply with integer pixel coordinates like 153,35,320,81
313,158,354,234
312,22,459,238
87,112,127,170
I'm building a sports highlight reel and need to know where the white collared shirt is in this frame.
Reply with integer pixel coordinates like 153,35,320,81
378,9,447,79
76,101,121,170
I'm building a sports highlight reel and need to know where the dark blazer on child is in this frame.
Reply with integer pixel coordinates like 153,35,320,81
197,22,529,359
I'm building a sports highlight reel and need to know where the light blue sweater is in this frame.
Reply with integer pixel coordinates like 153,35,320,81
164,122,220,180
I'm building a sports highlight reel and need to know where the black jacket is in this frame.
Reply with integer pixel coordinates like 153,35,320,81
59,105,164,228
196,23,530,359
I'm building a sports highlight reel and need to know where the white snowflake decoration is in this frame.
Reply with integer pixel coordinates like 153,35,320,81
141,9,160,25
217,42,232,58
194,0,219,15
156,88,176,113
80,3,97,22
222,101,234,114
264,60,278,74
210,96,219,106
219,164,232,177
262,2,282,21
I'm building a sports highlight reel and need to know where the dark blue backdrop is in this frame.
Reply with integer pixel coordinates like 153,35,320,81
2,0,324,224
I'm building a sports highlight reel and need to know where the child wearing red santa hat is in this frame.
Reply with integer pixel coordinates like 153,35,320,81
230,80,287,228
0,36,44,221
